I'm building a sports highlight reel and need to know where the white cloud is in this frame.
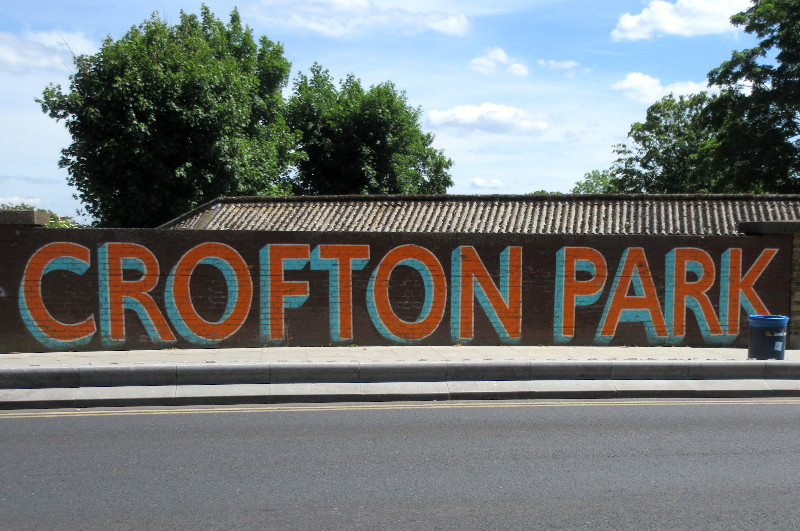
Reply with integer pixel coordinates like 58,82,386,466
505,63,529,76
469,47,528,76
471,178,505,189
0,33,67,73
428,103,548,134
426,14,470,35
0,31,95,74
469,55,497,74
248,0,470,36
538,59,580,70
24,31,96,56
536,59,584,77
612,0,750,41
612,72,709,104
486,48,510,64
372,0,540,17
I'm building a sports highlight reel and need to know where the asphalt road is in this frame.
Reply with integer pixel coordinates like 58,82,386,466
2,399,800,530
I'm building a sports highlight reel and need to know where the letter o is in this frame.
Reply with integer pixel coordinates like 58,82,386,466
367,245,446,343
165,243,253,344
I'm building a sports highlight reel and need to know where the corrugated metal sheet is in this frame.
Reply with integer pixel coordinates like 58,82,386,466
160,194,800,235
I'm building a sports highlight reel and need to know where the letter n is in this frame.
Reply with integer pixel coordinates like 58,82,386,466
451,246,522,344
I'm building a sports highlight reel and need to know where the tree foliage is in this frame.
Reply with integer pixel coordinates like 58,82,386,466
610,92,720,193
705,0,800,192
571,93,719,194
527,190,563,195
287,64,453,195
576,0,800,194
570,169,615,194
39,6,295,227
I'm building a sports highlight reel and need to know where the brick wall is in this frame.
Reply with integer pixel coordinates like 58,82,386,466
0,225,792,352
790,234,800,349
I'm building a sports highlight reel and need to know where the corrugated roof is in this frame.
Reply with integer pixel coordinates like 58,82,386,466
159,194,800,235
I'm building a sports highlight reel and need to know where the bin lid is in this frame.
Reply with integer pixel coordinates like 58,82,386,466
748,314,789,327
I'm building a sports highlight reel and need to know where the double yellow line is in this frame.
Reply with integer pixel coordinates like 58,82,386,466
3,398,800,420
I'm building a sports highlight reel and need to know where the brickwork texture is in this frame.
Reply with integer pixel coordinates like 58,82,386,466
0,226,792,352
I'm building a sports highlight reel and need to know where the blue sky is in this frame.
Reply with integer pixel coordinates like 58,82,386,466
0,0,758,219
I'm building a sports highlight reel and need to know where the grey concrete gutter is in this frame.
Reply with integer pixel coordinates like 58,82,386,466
2,360,800,409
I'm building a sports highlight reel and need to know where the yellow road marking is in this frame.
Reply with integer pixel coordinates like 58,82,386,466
2,398,800,420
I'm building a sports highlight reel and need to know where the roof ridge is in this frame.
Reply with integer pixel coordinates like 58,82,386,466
159,194,800,234
206,193,800,205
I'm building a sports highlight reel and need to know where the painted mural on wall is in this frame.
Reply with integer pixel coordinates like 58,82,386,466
0,227,791,351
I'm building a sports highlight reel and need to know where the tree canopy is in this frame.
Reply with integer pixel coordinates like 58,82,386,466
39,6,453,227
604,93,719,194
705,0,800,192
570,169,615,194
39,6,296,227
287,64,452,195
574,0,800,195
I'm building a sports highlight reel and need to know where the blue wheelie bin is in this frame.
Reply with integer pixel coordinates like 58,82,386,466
747,315,789,360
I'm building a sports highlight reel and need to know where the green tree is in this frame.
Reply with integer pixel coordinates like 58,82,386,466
39,6,295,227
571,93,719,194
1,202,81,228
287,64,453,195
570,169,615,194
705,0,800,192
606,92,721,193
581,1,800,195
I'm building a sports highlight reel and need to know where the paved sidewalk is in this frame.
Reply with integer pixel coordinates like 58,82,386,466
3,345,799,366
1,346,799,409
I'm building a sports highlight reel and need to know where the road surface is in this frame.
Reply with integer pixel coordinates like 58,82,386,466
2,398,800,529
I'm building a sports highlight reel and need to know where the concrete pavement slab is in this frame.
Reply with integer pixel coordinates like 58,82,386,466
2,346,800,408
531,379,617,398
260,347,308,361
269,382,364,402
766,380,800,395
690,379,774,397
2,346,800,367
0,387,78,407
612,379,697,397
176,384,271,405
447,380,536,399
75,385,177,402
358,381,450,400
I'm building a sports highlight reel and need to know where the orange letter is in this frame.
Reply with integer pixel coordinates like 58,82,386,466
598,247,668,344
367,245,446,343
665,248,723,342
720,248,778,336
165,243,253,345
554,247,607,343
310,245,370,343
259,244,310,343
451,246,522,343
99,243,176,346
19,242,96,349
